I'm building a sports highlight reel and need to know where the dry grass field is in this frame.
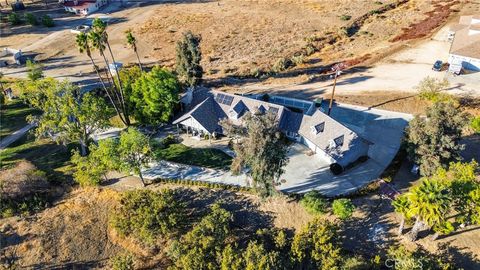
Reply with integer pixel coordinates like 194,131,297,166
1,0,467,83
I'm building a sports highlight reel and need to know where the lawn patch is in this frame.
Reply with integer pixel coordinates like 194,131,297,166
0,133,74,181
153,143,232,170
0,100,41,140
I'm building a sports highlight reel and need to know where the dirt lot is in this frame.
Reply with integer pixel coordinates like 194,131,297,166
0,0,466,84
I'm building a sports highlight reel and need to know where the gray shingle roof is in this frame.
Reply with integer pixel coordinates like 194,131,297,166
174,90,370,166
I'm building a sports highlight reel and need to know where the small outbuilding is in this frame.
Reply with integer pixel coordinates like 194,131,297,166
448,15,480,72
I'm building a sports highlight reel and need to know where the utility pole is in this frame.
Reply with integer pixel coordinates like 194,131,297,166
327,71,339,115
327,63,347,116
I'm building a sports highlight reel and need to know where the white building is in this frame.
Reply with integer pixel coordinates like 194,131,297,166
62,0,108,16
448,15,480,72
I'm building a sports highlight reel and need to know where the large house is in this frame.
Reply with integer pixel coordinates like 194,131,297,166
62,0,108,16
173,90,371,174
448,15,480,72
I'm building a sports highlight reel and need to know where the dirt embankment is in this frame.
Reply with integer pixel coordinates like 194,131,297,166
0,185,314,269
0,188,122,269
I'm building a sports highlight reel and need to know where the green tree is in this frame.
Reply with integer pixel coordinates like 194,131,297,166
117,128,151,186
291,219,342,270
24,13,38,26
23,79,109,156
168,204,232,270
406,101,469,176
176,31,203,87
71,138,119,186
111,253,134,270
471,116,480,133
434,161,479,225
130,66,180,125
405,179,451,241
111,189,186,245
225,112,289,197
8,12,22,25
416,77,451,102
118,65,142,111
220,244,244,270
392,195,411,235
0,89,4,105
332,198,355,220
41,15,54,27
26,60,43,81
76,31,129,126
126,29,143,71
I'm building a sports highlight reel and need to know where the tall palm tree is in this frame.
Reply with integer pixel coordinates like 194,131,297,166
392,195,410,235
76,32,127,126
92,18,130,126
126,29,143,72
406,179,452,241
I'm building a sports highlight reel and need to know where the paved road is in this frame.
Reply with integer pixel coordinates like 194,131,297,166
0,123,35,150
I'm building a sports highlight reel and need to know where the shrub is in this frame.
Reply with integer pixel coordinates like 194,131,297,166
272,58,291,73
41,15,55,27
111,254,134,270
161,134,177,148
8,12,22,25
300,191,329,215
25,13,38,26
471,116,480,133
340,15,352,21
110,189,186,245
332,198,355,220
291,54,306,66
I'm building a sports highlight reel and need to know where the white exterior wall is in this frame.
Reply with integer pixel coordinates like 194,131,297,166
300,135,336,164
448,54,480,71
178,117,209,134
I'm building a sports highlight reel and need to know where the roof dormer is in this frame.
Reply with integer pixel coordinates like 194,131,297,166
311,122,325,135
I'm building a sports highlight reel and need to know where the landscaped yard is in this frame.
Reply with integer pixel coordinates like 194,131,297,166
153,143,232,170
0,100,41,140
0,134,74,181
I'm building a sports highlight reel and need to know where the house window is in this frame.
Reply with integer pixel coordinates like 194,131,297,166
334,135,344,147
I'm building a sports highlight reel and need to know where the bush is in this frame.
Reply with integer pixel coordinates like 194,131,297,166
300,191,329,215
471,116,480,133
8,12,22,25
41,15,55,27
340,15,352,21
110,189,186,245
332,198,355,220
161,134,177,148
290,54,306,66
25,13,39,26
272,58,291,73
111,254,134,270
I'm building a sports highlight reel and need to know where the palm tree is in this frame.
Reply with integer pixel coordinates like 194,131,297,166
406,179,452,241
126,30,143,72
92,18,130,126
76,32,127,126
392,195,410,235
88,31,114,85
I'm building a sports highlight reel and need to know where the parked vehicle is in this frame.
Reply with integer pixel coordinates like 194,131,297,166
432,60,443,71
70,25,91,34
